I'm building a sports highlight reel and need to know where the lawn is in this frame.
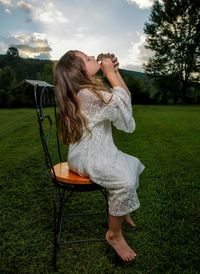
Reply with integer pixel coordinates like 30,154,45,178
0,105,199,273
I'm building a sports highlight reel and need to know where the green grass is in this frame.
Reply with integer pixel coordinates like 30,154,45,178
0,105,200,273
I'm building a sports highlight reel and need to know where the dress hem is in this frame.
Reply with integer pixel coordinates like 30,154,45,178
109,203,140,217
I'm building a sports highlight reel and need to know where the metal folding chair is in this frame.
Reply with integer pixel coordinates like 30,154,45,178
33,82,108,271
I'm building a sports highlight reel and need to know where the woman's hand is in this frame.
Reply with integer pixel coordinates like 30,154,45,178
100,58,122,87
98,52,119,73
100,58,115,77
110,53,119,72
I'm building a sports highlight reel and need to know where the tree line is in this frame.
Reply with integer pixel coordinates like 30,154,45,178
0,53,199,108
0,54,53,107
0,53,151,107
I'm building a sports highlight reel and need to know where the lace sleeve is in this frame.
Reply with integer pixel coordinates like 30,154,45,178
78,87,135,133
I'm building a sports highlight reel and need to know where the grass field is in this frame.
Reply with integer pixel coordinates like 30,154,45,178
0,105,200,273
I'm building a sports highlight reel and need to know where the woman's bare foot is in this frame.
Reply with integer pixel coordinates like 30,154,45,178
105,230,137,262
124,214,136,227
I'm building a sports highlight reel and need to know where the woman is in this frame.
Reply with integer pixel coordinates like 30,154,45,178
54,50,145,262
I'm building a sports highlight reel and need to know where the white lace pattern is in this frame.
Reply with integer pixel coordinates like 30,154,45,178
68,86,145,216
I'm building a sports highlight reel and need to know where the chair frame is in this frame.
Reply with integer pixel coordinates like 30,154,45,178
33,83,108,271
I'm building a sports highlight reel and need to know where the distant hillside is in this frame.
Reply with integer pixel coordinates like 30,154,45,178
0,54,154,107
0,54,145,83
0,54,53,83
1,54,199,106
120,69,146,79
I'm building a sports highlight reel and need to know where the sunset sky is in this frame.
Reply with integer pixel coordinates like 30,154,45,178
0,0,155,71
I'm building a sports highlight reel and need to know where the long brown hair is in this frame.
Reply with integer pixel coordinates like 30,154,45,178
54,50,108,145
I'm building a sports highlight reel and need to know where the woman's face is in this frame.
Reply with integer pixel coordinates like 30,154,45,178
75,51,100,77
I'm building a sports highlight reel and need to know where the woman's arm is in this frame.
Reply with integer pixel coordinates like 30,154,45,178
101,56,131,98
111,55,131,95
115,70,130,94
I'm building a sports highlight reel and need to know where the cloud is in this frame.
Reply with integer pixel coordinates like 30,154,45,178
17,0,33,13
15,44,52,54
0,32,52,59
1,0,68,23
0,0,12,13
0,40,6,53
0,0,12,7
34,52,51,60
121,34,153,71
5,8,11,13
121,64,145,72
127,0,154,9
0,35,18,52
16,0,69,23
135,35,153,65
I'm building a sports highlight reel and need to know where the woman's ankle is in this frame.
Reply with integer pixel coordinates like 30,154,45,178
106,230,122,239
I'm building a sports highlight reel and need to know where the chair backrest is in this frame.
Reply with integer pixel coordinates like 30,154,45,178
34,84,64,179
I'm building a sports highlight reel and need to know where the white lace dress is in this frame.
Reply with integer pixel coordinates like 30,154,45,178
68,86,145,216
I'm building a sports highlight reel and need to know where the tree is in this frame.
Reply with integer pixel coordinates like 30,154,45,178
144,0,200,103
6,47,19,57
36,62,54,84
0,66,16,107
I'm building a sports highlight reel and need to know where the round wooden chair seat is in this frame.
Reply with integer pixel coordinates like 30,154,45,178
51,162,94,185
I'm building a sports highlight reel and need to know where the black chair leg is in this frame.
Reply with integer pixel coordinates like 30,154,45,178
52,188,74,271
52,201,58,272
52,189,64,272
52,187,108,270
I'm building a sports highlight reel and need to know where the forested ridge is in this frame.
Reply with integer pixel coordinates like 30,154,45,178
0,54,199,107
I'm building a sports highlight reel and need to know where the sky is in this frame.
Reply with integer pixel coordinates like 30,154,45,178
0,0,155,71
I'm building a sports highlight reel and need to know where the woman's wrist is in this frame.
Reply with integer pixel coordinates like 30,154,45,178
105,71,122,88
115,70,130,94
105,70,116,79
